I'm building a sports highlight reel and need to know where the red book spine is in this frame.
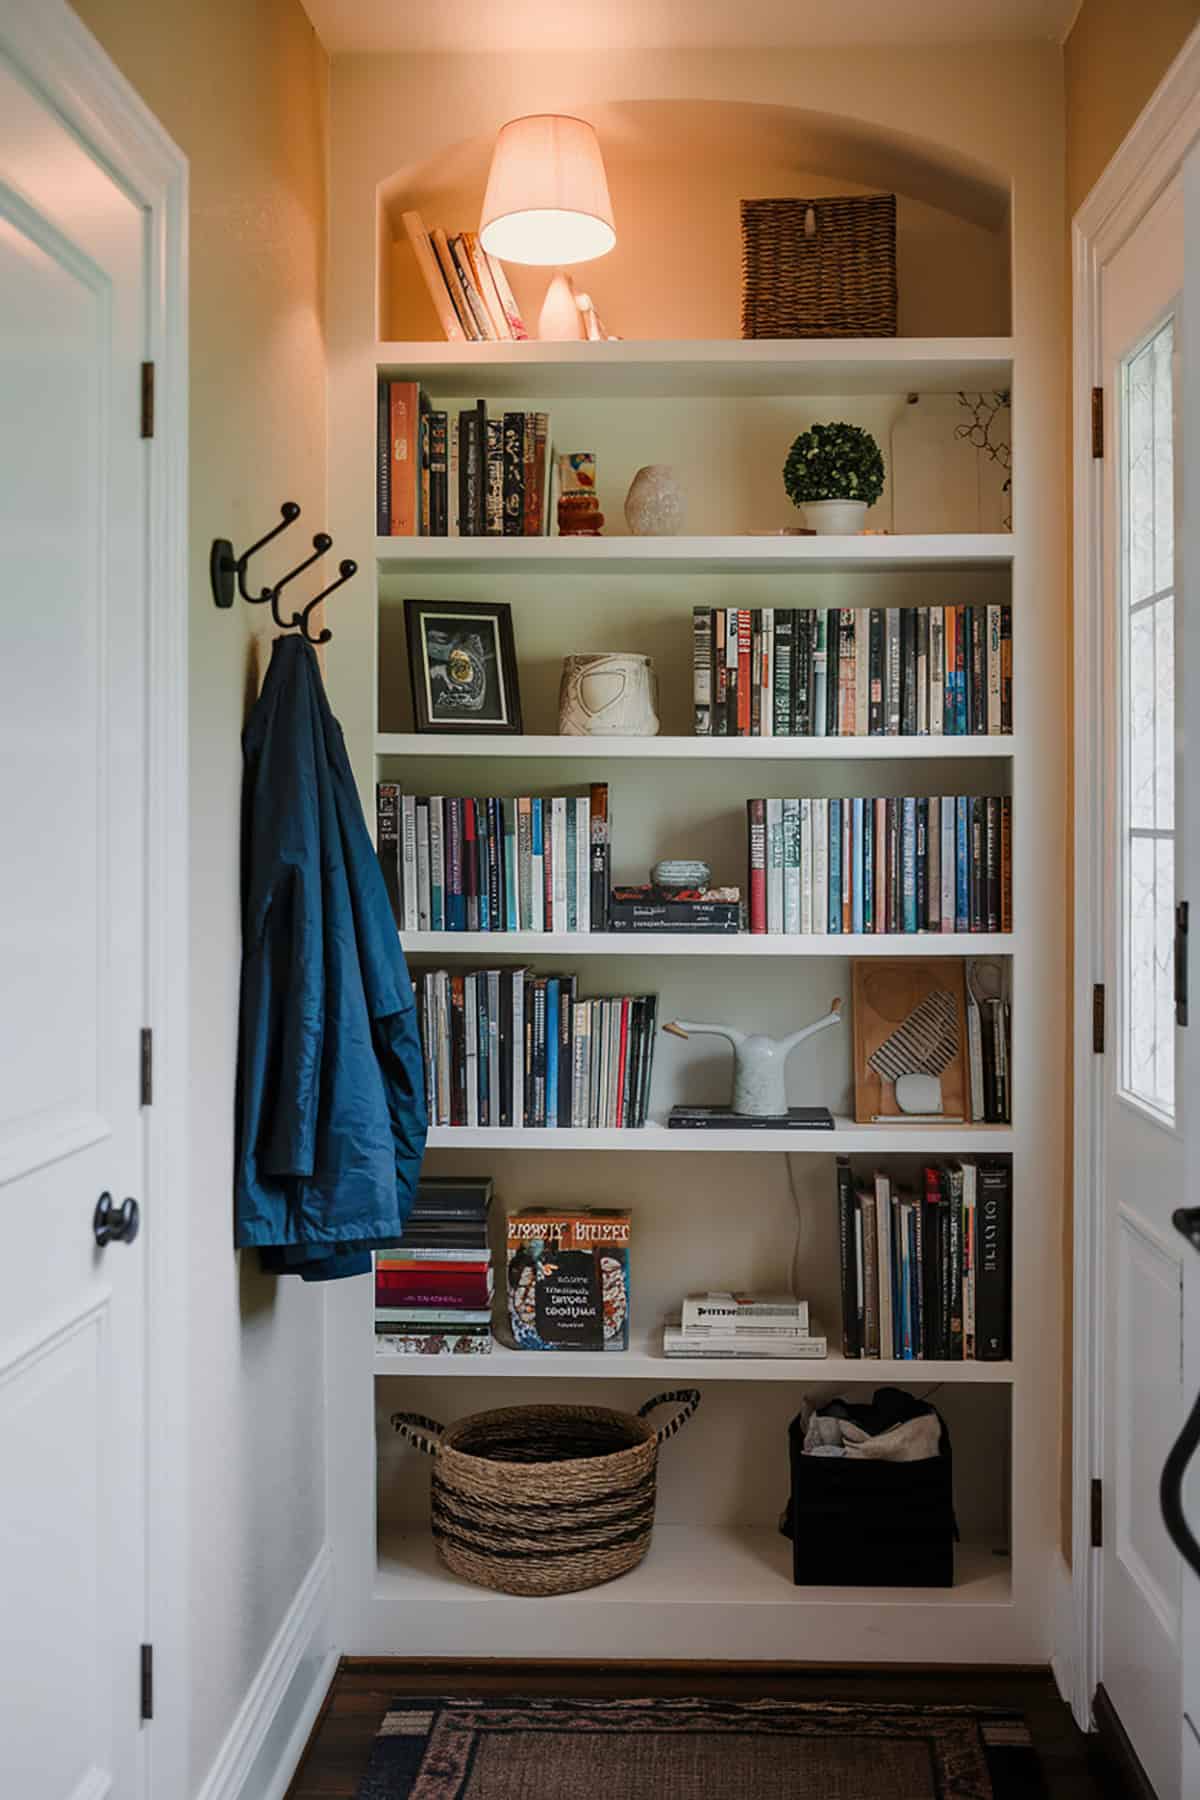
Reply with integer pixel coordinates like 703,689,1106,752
737,610,752,736
389,381,418,536
747,798,766,933
376,1273,491,1297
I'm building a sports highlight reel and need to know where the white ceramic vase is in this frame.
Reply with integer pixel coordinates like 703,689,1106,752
624,464,686,536
801,498,868,535
558,653,660,737
537,270,585,341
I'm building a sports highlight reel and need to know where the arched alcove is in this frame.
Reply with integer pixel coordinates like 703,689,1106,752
378,98,1011,341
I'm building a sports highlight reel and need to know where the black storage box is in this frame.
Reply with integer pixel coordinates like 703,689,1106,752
785,1403,957,1588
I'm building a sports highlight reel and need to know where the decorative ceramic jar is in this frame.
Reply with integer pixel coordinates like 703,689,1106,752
801,498,868,535
624,465,686,536
558,653,660,737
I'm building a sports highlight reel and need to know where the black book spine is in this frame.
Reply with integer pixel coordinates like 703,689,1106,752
474,400,488,536
975,1162,1012,1359
449,975,466,1126
1000,604,1013,732
962,606,975,734
589,784,610,932
868,608,884,735
623,997,642,1129
825,608,840,736
939,1185,952,1361
502,410,525,535
459,409,477,538
794,610,811,737
497,972,513,1127
532,978,547,1127
887,796,901,933
773,610,794,735
947,1173,964,1360
970,795,985,931
971,605,986,734
376,783,401,925
429,410,448,536
901,609,917,735
487,796,503,928
836,1157,860,1358
376,380,391,537
637,994,657,1126
912,1193,927,1358
916,797,928,933
916,606,930,733
985,795,1000,933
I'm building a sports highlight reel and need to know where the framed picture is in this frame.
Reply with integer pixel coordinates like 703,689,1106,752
851,958,969,1125
404,599,523,734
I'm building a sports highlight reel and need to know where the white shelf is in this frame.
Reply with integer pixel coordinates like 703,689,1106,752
375,732,1015,762
402,930,1012,957
374,1332,1013,1383
375,336,1014,400
375,1524,1011,1611
422,1120,1013,1153
377,532,1013,575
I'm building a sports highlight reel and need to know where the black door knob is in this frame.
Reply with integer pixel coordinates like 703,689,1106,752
93,1192,140,1247
1172,1207,1200,1253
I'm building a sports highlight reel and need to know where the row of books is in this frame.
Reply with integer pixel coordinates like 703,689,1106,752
747,794,1012,935
375,1177,494,1357
966,968,1012,1125
377,784,611,934
400,209,528,343
663,1291,828,1359
692,604,1013,738
835,1157,1011,1361
507,1209,631,1351
413,967,659,1129
376,386,553,538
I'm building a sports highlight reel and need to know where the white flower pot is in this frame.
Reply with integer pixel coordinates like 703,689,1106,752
801,498,869,535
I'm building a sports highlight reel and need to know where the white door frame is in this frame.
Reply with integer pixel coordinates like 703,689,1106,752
0,3,190,1794
1071,21,1200,1733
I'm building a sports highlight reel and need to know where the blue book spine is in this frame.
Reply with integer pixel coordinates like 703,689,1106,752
545,977,560,1127
852,797,865,934
566,803,577,931
862,799,874,933
828,798,842,932
901,797,918,933
477,799,490,932
955,796,969,931
504,801,518,931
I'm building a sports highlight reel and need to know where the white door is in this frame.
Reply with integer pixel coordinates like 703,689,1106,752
1097,171,1186,1800
0,42,150,1800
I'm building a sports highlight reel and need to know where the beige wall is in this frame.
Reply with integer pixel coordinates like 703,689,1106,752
1066,0,1198,215
65,0,329,1788
1058,0,1196,1566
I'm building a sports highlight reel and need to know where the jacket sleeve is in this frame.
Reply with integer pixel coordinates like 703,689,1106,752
374,998,428,1214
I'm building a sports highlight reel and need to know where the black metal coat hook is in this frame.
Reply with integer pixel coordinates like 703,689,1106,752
210,501,355,645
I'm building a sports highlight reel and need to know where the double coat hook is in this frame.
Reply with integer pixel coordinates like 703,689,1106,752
210,502,356,646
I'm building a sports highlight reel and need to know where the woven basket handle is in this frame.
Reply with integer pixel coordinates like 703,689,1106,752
637,1389,701,1447
390,1411,444,1457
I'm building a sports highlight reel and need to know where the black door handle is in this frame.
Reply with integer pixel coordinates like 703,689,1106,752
1161,1209,1200,1576
93,1192,140,1247
1174,1208,1200,1253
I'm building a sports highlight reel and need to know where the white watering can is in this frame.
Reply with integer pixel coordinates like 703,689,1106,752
662,997,842,1118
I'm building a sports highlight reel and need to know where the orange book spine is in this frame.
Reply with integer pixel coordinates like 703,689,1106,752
389,382,419,536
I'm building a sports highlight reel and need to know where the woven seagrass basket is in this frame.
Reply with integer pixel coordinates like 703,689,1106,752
740,194,898,339
392,1390,700,1596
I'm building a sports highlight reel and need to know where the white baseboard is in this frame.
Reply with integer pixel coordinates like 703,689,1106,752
194,1544,338,1800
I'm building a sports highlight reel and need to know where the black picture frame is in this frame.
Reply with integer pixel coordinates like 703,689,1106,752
403,599,523,735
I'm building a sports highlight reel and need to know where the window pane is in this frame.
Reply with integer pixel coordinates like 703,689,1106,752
1127,337,1155,603
1153,325,1175,595
1154,596,1174,832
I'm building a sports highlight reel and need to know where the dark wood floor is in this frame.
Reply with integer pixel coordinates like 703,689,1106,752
287,1660,1131,1799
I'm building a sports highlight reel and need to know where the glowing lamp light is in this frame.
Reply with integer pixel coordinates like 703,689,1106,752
479,115,616,266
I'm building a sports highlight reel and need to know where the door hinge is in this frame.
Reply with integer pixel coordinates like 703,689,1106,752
140,362,155,439
140,1644,153,1721
1092,982,1106,1054
1090,1477,1103,1549
140,1028,153,1107
1091,386,1104,458
1176,900,1189,1027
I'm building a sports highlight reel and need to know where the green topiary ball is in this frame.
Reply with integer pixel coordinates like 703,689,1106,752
783,421,886,509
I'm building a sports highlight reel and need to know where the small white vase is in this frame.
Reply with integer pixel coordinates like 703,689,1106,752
801,498,869,535
558,653,660,737
624,465,686,536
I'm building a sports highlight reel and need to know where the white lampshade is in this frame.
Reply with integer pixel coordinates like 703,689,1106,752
479,114,616,266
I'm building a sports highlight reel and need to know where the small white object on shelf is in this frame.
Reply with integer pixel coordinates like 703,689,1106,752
625,464,686,535
558,652,660,736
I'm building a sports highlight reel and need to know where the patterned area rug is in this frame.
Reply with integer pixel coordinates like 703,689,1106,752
354,1696,1046,1799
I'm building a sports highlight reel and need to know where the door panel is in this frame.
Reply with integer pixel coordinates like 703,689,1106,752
1115,1208,1182,1635
0,47,149,1800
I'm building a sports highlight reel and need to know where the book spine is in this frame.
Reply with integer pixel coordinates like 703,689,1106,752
827,797,842,933
868,608,884,735
502,411,525,535
970,795,984,931
799,798,813,935
530,797,544,932
389,381,418,537
484,249,529,340
516,797,532,930
875,1174,893,1358
558,975,576,1127
930,606,944,735
972,605,987,734
737,610,752,736
916,606,929,734
1000,604,1013,732
488,796,504,929
975,1162,1011,1359
773,610,794,736
825,609,840,736
811,611,827,738
551,795,568,933
955,797,969,932
947,1166,965,1360
576,796,591,932
860,1186,880,1357
926,795,941,933
886,610,902,734
941,795,956,933
693,607,713,736
400,210,467,343
852,797,865,934
783,798,801,935
987,603,1002,733
1001,796,1013,932
901,797,917,933
415,798,431,930
813,797,828,934
376,782,402,926
376,381,391,535
522,413,539,536
713,609,728,736
749,609,761,738
985,795,1000,932
589,783,610,932
747,798,767,934
836,1158,860,1357
794,610,811,737
725,607,739,736
532,413,549,534
545,978,560,1128
448,235,495,339
428,795,444,931
459,409,477,537
838,609,855,735
399,794,418,933
766,796,784,934
485,418,504,535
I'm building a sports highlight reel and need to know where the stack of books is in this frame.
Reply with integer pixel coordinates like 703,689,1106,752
662,1292,827,1359
835,1157,1011,1362
375,1176,494,1356
413,968,659,1130
376,385,554,538
746,794,1012,935
401,210,528,343
692,603,1012,738
609,884,742,935
376,784,610,933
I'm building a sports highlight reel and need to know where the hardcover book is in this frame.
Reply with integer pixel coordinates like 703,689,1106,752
506,1208,631,1351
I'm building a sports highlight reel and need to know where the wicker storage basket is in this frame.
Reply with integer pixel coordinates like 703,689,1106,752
392,1390,700,1596
740,194,898,339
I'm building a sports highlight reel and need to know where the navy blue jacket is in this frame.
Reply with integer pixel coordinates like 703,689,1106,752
235,636,426,1279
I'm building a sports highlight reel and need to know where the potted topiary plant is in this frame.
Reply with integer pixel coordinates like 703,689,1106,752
782,421,885,534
